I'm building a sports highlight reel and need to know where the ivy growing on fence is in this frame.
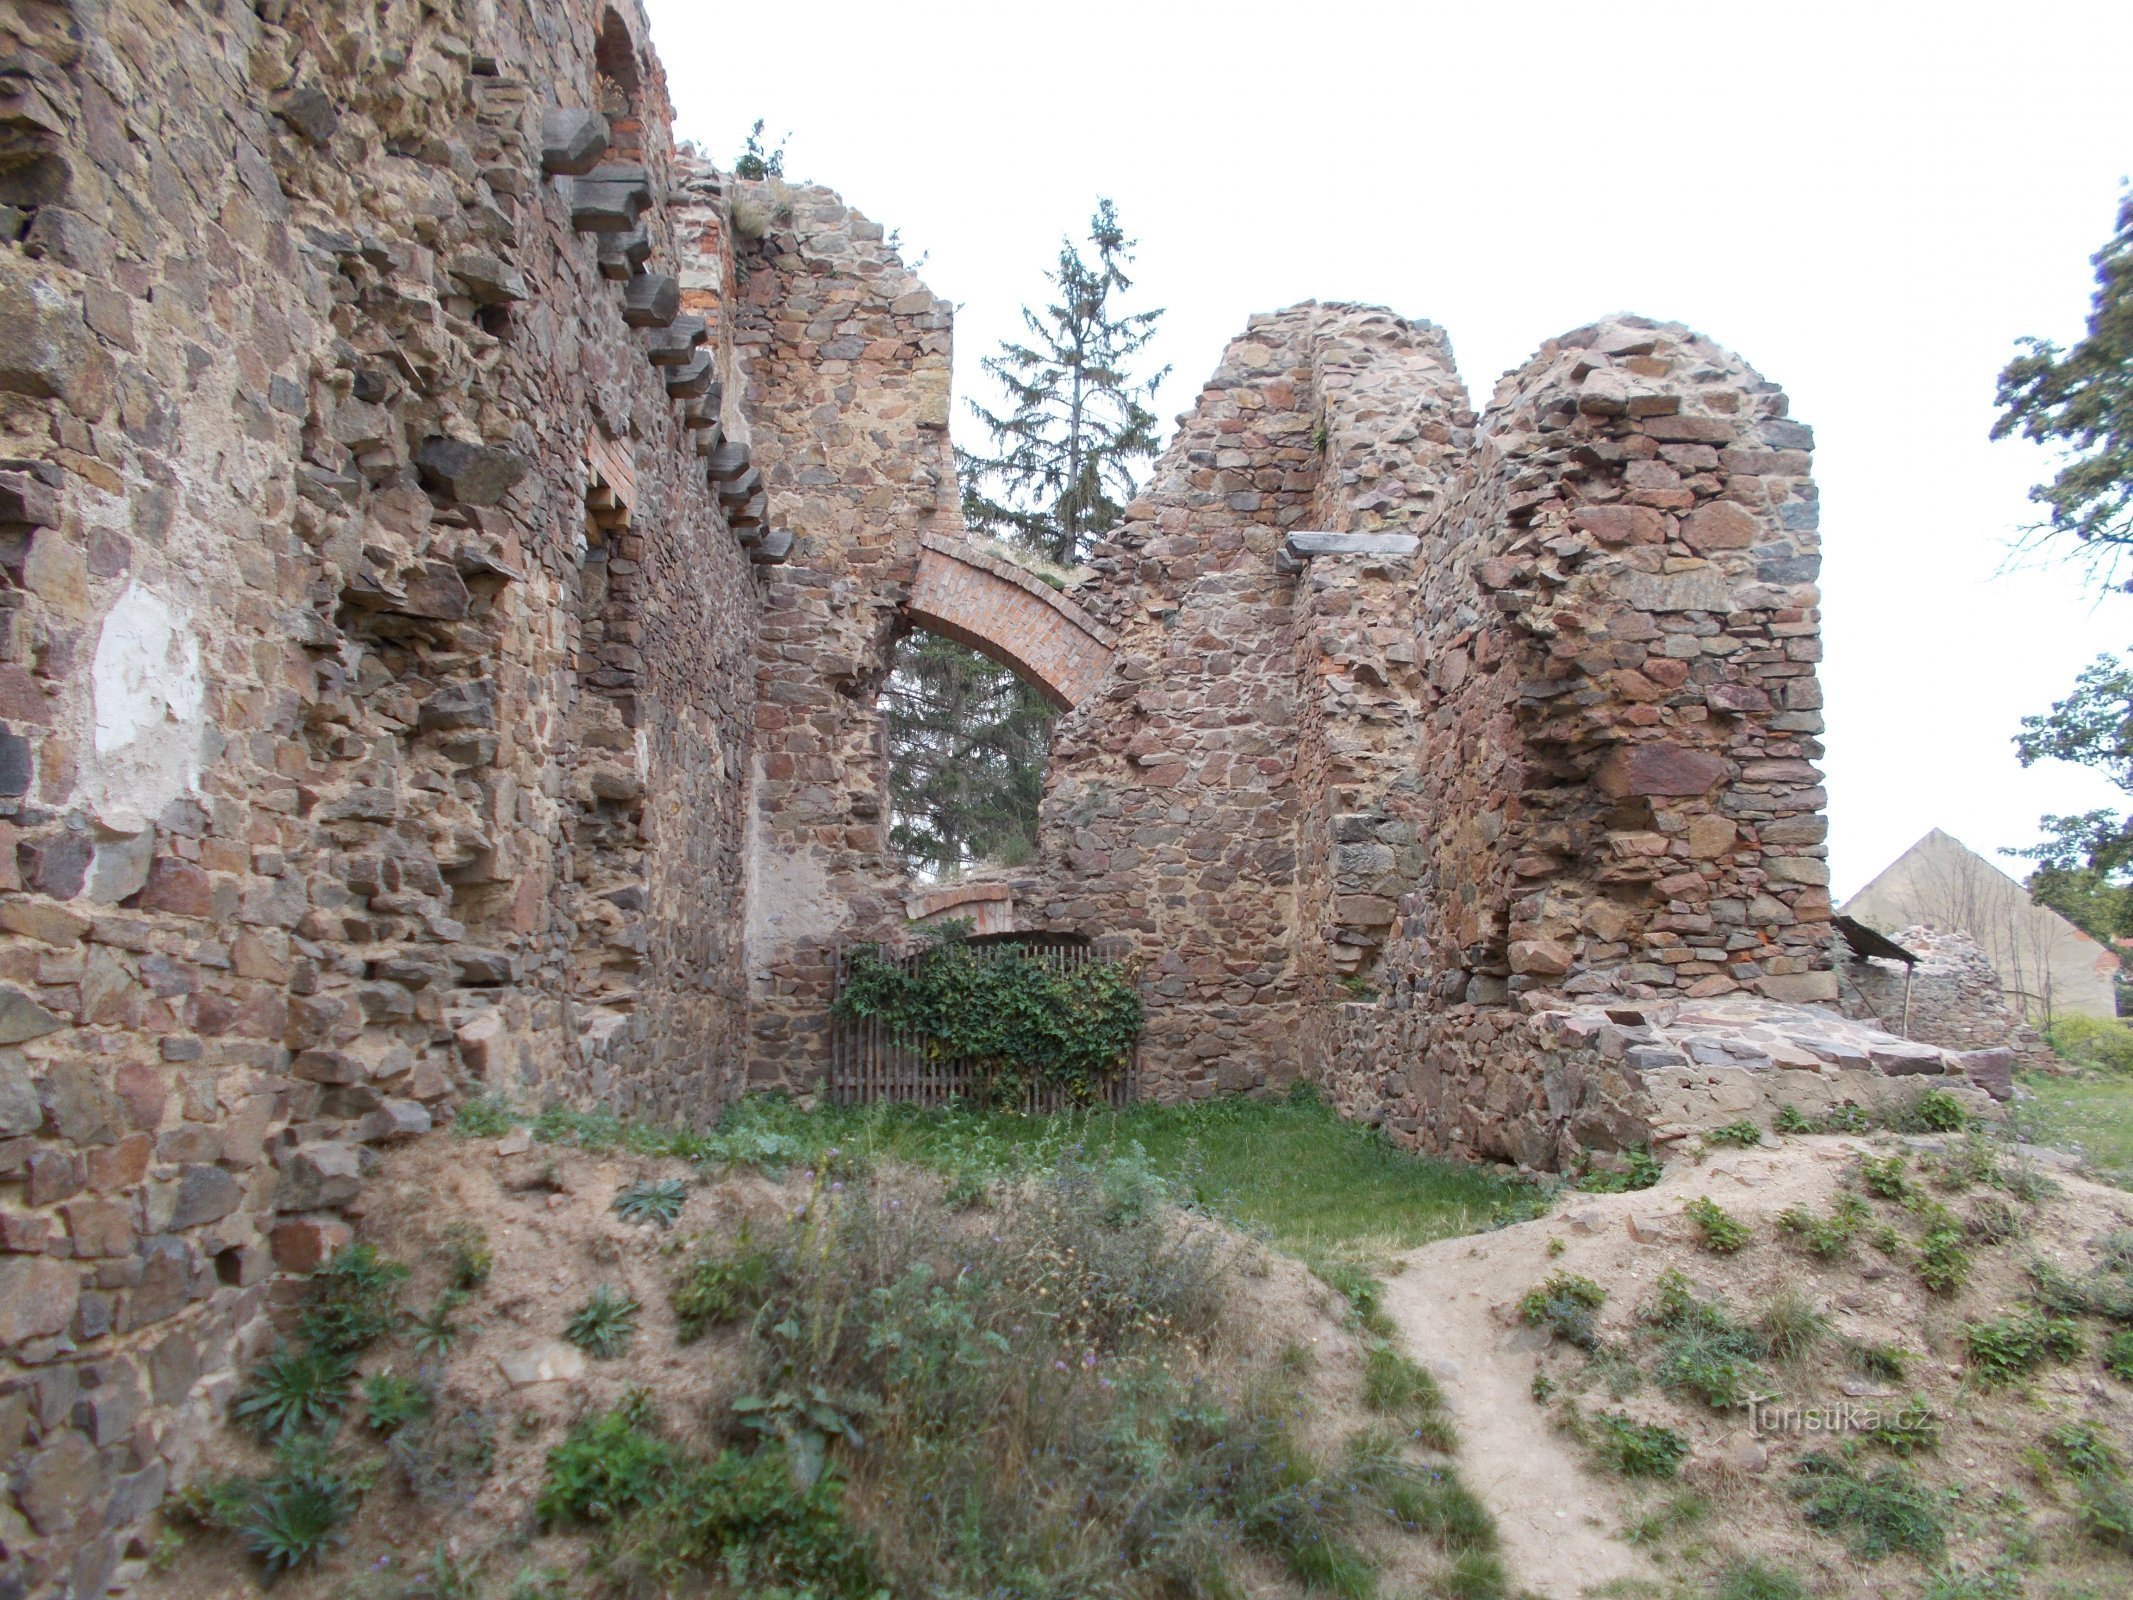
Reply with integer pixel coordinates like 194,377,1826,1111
832,923,1142,1100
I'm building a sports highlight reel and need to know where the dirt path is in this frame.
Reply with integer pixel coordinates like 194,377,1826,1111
1381,1138,1880,1598
1382,1230,1654,1600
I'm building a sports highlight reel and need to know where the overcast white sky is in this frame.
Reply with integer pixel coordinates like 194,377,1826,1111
645,0,2133,900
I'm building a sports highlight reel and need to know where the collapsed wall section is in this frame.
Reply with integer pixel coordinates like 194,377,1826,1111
0,0,765,1585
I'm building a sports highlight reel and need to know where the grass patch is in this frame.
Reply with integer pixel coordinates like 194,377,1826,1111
1790,1449,1947,1558
1644,1272,1768,1409
1716,1559,1808,1600
2013,1069,2133,1188
1757,1289,1830,1365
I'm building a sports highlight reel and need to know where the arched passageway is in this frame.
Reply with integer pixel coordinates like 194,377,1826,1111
903,534,1116,710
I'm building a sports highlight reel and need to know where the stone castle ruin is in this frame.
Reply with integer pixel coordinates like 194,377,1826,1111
0,0,2021,1589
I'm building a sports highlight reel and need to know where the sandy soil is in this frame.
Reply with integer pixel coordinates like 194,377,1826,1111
1387,1132,2133,1599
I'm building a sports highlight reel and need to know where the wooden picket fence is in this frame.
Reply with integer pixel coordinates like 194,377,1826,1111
828,938,1140,1112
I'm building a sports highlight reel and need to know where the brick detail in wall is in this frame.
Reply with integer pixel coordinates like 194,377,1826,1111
905,535,1116,710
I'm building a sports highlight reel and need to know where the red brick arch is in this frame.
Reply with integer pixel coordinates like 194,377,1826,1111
904,534,1116,710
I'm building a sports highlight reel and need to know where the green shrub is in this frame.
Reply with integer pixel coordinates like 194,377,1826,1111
1716,1559,1808,1600
451,1094,519,1137
1790,1449,1947,1558
232,1344,354,1440
295,1243,408,1354
360,1371,434,1436
565,1286,640,1358
1685,1195,1752,1253
1774,1104,1814,1136
2105,1328,2133,1381
2047,1420,2124,1479
1577,1147,1664,1193
541,1393,882,1596
614,1177,689,1227
1963,1309,2085,1383
1707,1120,1766,1148
671,1225,780,1342
1901,1088,1972,1133
1860,1152,1913,1201
2046,1013,2133,1073
1778,1193,1867,1259
1589,1412,1688,1478
443,1222,492,1291
1870,1395,1943,1457
1918,1225,1974,1294
1518,1272,1607,1350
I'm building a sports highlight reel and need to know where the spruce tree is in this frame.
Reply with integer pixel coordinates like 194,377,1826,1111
961,198,1169,566
882,633,1054,877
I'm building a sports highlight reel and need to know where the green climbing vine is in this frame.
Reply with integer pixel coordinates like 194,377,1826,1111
833,923,1142,1101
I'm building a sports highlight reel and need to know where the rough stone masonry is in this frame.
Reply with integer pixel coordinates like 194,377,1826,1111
0,0,2014,1591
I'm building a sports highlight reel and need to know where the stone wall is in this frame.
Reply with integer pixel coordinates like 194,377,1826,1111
1840,925,2054,1067
1033,306,1837,1127
727,180,968,1092
0,0,789,1587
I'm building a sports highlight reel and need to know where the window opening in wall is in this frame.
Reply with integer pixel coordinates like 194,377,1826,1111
881,629,1054,882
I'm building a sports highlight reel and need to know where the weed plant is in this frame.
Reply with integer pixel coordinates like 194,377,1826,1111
1707,1121,1766,1148
1519,1272,1607,1350
1577,1147,1665,1193
541,1150,1489,1597
1790,1449,1947,1558
1685,1195,1752,1253
565,1287,641,1358
1778,1194,1868,1259
1589,1412,1688,1478
361,1370,435,1436
613,1177,688,1227
1963,1308,2084,1384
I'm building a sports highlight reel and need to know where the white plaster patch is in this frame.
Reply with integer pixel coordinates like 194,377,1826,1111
86,582,205,831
